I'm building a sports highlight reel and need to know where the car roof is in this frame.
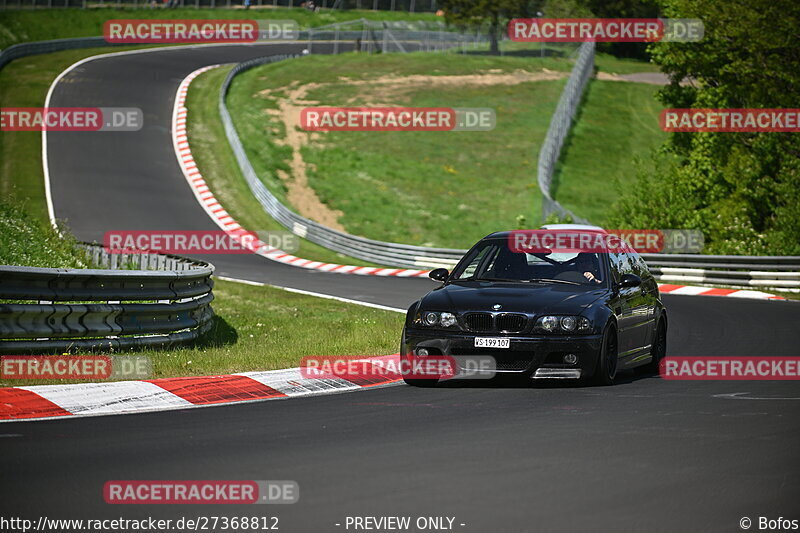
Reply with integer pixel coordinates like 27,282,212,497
539,224,606,231
483,225,606,239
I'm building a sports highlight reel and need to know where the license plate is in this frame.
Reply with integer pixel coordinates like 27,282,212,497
474,337,510,349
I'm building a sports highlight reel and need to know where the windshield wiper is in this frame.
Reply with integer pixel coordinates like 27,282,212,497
526,278,582,286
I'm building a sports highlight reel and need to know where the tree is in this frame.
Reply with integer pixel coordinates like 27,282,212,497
439,0,539,54
609,0,800,254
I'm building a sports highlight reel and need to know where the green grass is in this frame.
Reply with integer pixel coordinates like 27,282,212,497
0,198,91,267
186,65,378,266
553,79,667,224
593,52,661,75
228,51,578,248
0,7,437,49
0,278,404,386
227,50,662,248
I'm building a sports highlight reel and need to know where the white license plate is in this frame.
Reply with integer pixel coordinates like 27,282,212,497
474,337,510,349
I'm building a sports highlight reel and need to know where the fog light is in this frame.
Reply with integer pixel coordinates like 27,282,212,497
416,348,430,356
563,353,578,365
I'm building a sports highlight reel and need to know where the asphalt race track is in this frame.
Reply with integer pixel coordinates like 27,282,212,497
1,43,799,532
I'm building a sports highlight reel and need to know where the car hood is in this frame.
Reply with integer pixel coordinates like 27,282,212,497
419,281,607,315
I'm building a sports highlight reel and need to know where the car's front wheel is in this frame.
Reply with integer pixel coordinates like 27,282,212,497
592,324,618,386
643,318,667,375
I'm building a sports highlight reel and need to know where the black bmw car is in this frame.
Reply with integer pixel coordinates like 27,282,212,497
401,226,667,386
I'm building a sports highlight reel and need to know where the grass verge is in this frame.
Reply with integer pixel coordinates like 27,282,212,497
553,79,667,224
226,50,663,248
0,278,404,387
228,51,575,249
0,198,90,267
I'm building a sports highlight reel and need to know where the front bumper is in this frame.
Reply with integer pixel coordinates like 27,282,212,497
403,327,604,379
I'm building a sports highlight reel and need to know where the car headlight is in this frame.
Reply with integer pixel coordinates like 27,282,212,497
536,315,592,334
415,311,458,328
440,312,457,328
423,311,439,326
540,315,559,332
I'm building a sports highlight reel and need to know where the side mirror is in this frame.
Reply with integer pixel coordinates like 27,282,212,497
619,273,642,288
429,268,449,282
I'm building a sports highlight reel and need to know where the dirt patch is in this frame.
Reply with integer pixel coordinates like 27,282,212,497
259,69,570,229
597,71,693,86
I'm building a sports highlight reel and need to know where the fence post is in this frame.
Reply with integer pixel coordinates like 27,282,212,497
334,25,339,54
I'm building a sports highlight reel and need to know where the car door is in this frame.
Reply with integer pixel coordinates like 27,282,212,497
632,252,659,350
623,249,654,360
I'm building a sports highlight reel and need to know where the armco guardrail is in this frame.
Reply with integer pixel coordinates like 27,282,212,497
0,244,215,353
0,37,118,71
641,254,800,290
536,40,594,224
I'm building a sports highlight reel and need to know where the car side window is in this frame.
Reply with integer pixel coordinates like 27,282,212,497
460,244,497,278
608,252,624,283
633,252,650,279
621,251,638,276
624,251,640,277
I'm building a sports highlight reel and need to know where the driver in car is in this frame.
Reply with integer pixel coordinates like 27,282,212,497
576,253,602,284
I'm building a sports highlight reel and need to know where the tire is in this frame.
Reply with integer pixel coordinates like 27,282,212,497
592,325,618,386
643,319,667,375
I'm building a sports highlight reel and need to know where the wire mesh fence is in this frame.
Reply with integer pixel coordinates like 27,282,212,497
536,40,595,224
0,0,439,9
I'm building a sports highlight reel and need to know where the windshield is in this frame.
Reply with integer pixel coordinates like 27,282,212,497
451,238,608,287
